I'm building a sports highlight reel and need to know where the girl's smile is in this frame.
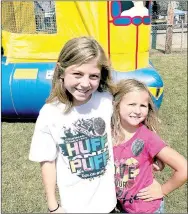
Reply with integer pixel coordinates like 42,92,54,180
62,59,101,106
119,90,149,130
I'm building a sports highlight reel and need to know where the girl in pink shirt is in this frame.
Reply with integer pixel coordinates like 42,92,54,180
112,79,187,213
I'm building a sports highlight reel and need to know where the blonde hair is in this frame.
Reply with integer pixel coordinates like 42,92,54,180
112,79,159,145
46,36,114,113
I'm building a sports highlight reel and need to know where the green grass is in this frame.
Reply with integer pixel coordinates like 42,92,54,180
150,53,187,213
2,53,187,213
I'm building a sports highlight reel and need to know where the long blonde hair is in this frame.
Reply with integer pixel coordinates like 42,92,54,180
46,36,114,113
112,79,159,145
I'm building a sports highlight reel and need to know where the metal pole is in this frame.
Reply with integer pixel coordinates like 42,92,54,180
180,19,184,52
151,24,157,49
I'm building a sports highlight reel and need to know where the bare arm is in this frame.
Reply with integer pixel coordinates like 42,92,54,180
41,161,58,211
137,146,187,201
156,146,187,196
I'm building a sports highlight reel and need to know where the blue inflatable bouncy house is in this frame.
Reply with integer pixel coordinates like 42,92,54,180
2,1,163,119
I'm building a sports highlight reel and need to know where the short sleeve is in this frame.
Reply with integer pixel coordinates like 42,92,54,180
29,105,58,162
147,131,167,158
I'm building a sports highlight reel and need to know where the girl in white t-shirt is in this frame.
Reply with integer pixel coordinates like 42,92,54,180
29,36,117,213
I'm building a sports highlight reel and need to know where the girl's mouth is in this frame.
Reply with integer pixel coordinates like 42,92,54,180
75,88,90,94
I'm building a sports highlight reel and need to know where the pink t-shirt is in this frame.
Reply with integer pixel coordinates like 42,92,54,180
113,124,166,213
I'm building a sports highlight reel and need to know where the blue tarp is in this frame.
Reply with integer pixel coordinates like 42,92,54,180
174,9,187,15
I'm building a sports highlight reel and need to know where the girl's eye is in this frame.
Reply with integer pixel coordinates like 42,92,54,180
141,104,148,108
90,75,100,80
129,103,135,106
73,73,82,77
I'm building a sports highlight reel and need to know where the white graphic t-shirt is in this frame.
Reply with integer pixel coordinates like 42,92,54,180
29,91,116,213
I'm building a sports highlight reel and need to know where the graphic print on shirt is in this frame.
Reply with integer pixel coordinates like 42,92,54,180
59,117,110,180
115,139,144,205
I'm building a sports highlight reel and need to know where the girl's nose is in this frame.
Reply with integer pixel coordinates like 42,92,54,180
80,76,91,88
134,106,141,114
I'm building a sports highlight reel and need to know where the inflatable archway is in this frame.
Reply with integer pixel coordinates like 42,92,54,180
2,1,164,119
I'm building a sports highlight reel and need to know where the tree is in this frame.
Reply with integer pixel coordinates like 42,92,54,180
177,1,187,11
165,1,176,54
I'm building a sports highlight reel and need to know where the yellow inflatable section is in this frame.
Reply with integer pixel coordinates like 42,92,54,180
2,1,151,72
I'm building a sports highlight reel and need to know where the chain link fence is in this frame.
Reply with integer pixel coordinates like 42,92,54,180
150,0,187,52
2,1,57,34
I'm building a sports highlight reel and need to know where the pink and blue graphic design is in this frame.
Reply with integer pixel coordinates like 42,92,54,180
59,117,110,179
